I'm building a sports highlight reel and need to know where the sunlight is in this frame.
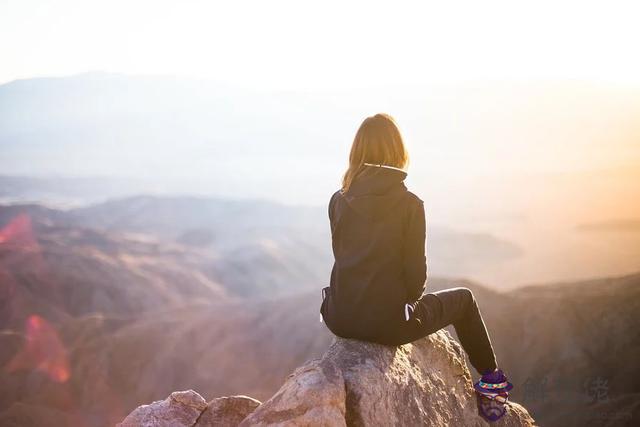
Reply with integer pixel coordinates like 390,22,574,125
1,0,640,89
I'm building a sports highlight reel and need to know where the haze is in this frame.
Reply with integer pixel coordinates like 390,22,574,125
1,0,639,287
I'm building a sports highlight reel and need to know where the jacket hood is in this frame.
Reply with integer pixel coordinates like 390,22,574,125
343,165,408,221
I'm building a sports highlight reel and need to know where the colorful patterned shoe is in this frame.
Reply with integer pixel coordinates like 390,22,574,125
474,368,513,394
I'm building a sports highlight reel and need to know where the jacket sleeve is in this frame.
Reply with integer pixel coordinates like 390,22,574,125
403,199,427,302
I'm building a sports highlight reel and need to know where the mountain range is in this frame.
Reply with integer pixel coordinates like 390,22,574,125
0,195,638,426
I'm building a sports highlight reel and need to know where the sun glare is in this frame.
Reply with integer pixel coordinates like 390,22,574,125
1,1,640,89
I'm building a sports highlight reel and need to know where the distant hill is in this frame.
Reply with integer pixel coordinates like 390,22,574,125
0,174,150,208
0,197,334,300
0,213,232,330
0,196,522,298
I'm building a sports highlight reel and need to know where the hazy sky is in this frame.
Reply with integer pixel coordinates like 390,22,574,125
2,0,640,89
1,0,639,206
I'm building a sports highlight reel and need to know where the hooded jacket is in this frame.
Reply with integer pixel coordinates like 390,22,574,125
320,164,427,344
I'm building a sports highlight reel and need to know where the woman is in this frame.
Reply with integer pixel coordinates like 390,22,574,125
319,113,509,390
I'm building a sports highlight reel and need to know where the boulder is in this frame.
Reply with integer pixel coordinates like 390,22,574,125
117,391,261,427
241,329,535,426
117,390,207,427
118,330,536,426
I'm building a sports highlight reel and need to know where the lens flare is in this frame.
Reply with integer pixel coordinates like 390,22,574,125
0,212,39,249
4,314,71,383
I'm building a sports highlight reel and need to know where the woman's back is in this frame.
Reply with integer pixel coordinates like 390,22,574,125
321,164,427,343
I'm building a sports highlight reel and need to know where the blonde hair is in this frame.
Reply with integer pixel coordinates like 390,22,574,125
341,113,409,192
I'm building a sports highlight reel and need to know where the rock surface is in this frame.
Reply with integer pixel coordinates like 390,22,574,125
118,330,536,426
117,390,208,427
195,396,262,427
241,330,535,426
117,391,260,427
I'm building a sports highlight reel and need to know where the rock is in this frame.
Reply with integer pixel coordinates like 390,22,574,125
240,330,536,426
239,357,346,426
117,390,207,427
195,396,262,427
118,330,536,426
116,392,261,427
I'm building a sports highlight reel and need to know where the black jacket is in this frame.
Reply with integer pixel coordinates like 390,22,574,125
320,165,427,344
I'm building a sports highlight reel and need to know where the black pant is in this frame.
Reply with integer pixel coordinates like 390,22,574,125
394,287,498,375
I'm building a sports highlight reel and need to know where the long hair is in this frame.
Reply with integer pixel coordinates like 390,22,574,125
341,113,409,192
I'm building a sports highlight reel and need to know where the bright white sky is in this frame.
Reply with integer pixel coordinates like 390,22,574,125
1,0,640,89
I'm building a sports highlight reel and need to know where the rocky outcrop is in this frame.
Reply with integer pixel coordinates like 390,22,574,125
241,330,534,426
117,392,261,427
118,330,536,426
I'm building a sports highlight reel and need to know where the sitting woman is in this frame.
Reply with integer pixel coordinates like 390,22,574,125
319,113,512,411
